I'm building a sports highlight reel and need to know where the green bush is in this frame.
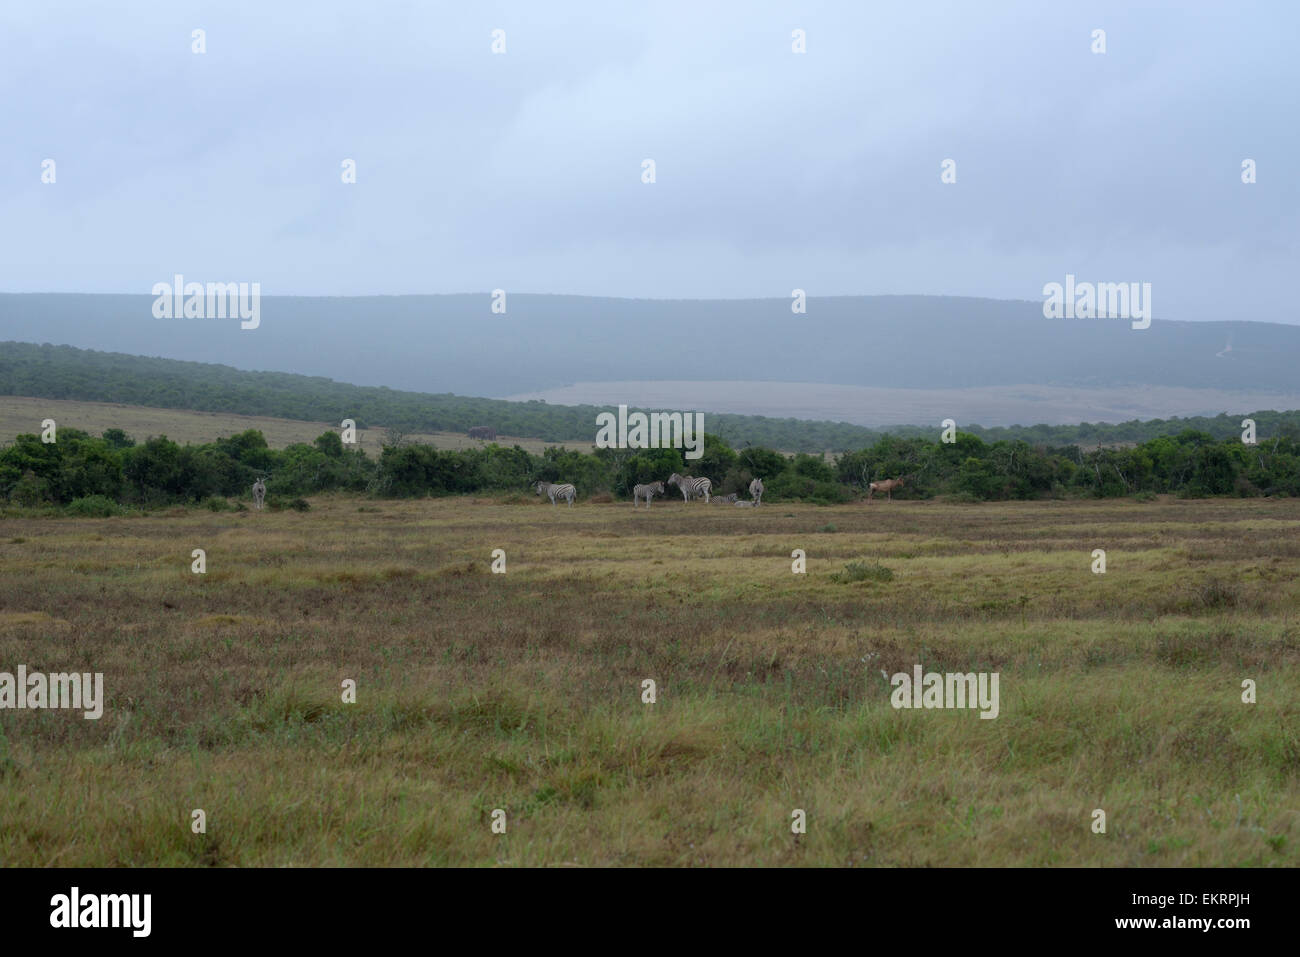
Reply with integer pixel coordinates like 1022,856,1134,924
767,473,852,505
64,495,128,517
9,471,50,507
831,561,894,584
263,496,310,512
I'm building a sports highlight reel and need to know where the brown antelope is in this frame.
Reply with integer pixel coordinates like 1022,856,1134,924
867,477,904,502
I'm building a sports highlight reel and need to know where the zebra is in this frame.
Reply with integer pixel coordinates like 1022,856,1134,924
749,477,764,506
251,478,266,510
734,500,755,507
712,492,738,504
633,481,664,508
667,473,711,503
535,481,577,507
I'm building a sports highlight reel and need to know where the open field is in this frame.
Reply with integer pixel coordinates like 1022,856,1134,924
0,395,594,454
506,380,1300,429
0,496,1297,866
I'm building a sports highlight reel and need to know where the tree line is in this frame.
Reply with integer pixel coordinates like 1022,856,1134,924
3,424,1297,513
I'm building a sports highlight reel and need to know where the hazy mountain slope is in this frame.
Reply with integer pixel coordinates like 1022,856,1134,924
5,341,1300,452
1,293,1295,398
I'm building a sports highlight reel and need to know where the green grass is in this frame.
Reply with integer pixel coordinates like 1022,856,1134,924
0,495,1296,866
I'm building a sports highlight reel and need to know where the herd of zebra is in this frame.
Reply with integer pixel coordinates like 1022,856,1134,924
246,474,900,510
535,474,764,508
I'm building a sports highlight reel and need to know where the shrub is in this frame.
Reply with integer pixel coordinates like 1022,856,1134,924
64,495,128,517
203,496,231,511
259,494,310,511
1195,576,1239,609
9,471,49,507
1233,476,1262,497
767,473,853,504
831,561,894,584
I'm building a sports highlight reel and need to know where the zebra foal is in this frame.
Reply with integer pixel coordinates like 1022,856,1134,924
633,481,664,508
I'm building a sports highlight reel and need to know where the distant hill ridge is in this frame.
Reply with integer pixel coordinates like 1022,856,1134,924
1,292,1298,399
4,340,1300,452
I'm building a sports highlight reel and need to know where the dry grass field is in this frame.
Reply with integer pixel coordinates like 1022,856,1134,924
0,395,593,453
0,494,1297,866
507,380,1300,430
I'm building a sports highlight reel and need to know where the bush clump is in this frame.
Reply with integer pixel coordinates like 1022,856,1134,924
831,561,894,584
64,495,128,517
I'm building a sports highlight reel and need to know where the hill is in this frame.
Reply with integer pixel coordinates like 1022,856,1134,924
3,293,1299,400
5,341,1300,452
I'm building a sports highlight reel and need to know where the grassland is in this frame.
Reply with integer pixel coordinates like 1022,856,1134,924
0,495,1297,866
509,379,1300,430
0,395,594,453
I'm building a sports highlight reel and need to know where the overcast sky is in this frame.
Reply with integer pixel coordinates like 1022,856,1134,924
1,1,1295,322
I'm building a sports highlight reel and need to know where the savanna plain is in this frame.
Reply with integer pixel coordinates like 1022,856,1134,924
1,495,1296,866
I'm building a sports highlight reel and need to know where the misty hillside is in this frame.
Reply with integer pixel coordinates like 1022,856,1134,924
5,340,1300,453
2,293,1296,399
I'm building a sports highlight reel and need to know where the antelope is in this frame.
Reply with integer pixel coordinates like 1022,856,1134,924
867,477,904,502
